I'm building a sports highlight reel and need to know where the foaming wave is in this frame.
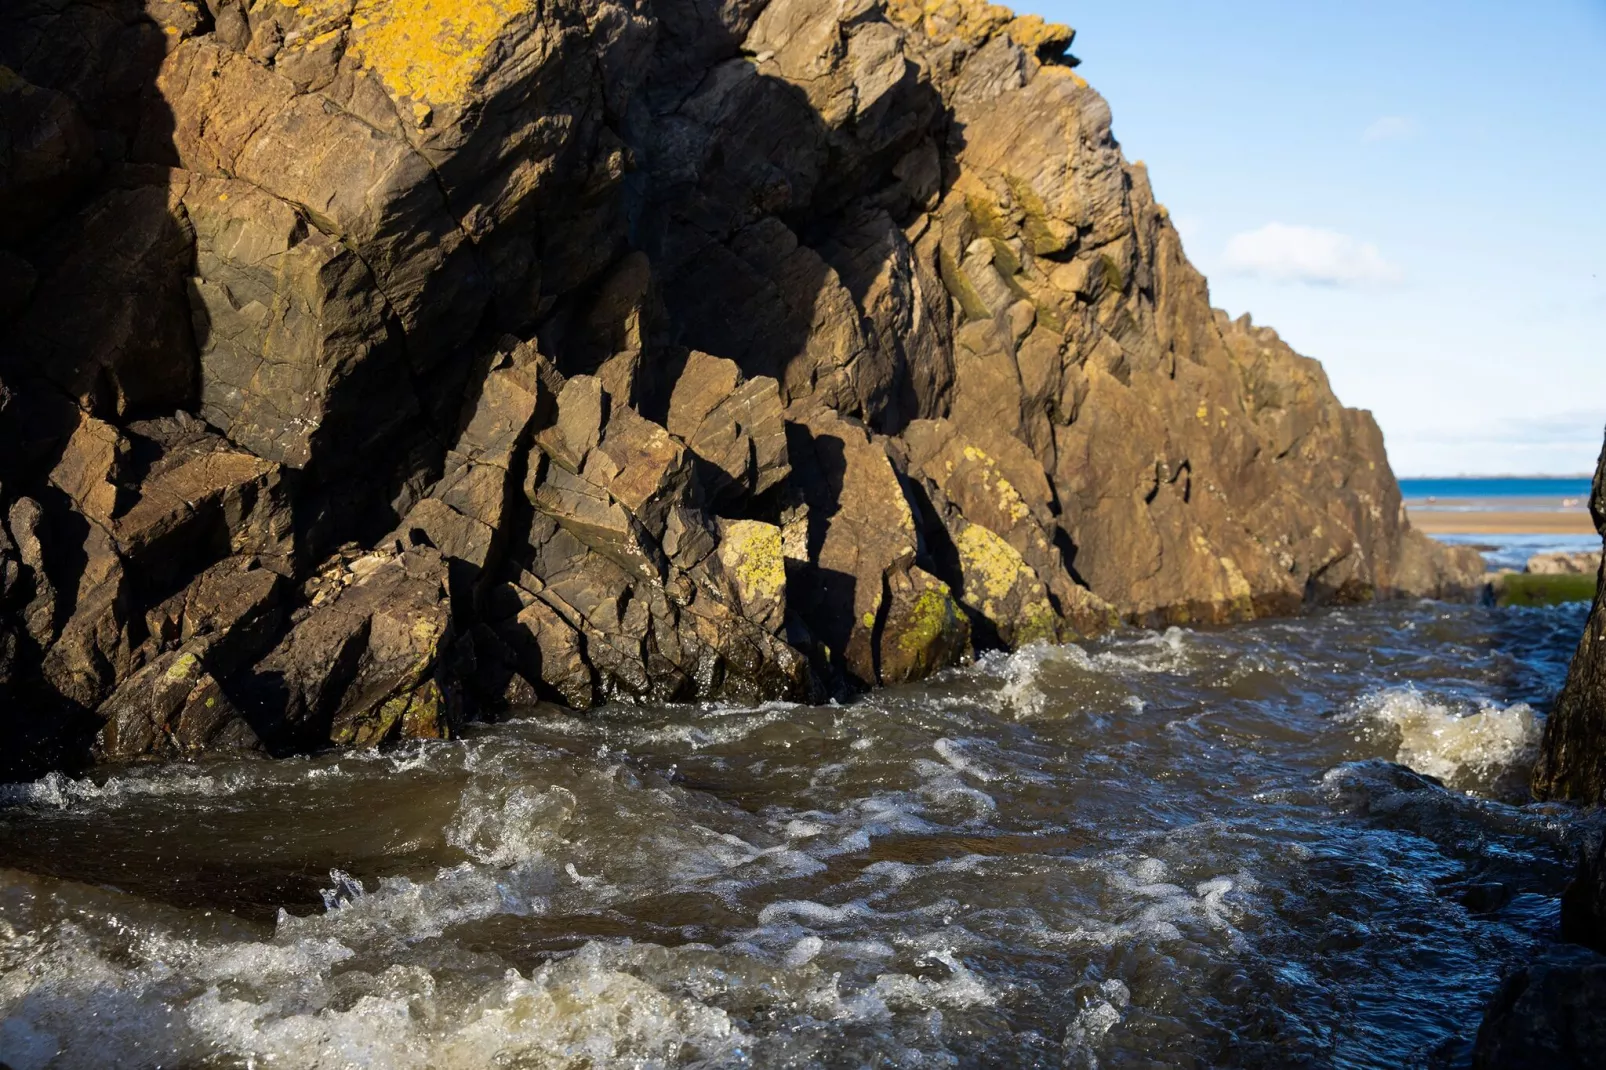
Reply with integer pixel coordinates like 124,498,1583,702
0,768,247,809
976,627,1195,717
1346,688,1540,794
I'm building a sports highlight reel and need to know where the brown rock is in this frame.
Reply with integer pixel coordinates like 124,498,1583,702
114,415,293,584
95,640,264,761
0,66,98,248
878,564,970,686
232,546,455,751
7,184,197,418
400,341,551,574
141,556,287,678
785,407,937,688
1528,550,1601,576
0,0,1491,762
667,351,790,509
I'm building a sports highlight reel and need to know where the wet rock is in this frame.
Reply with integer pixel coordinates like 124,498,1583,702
1472,948,1606,1069
878,563,970,685
478,574,597,709
1533,435,1606,803
231,546,456,751
95,639,264,761
1561,833,1606,955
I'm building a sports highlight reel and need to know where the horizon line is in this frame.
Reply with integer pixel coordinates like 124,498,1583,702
1397,473,1596,480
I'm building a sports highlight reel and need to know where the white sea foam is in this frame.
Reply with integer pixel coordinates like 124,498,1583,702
1348,688,1540,791
0,768,245,809
1063,979,1131,1070
984,627,1194,716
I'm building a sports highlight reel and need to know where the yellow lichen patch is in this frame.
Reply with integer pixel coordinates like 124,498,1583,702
961,444,1031,525
347,0,537,108
885,0,1014,49
718,520,786,611
1004,14,1074,56
954,521,1058,645
896,582,962,657
165,652,202,682
955,521,1021,606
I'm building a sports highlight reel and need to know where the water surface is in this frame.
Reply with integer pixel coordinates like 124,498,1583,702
0,600,1593,1069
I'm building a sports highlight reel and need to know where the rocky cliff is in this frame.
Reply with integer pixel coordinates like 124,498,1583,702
0,0,1480,776
1533,434,1606,803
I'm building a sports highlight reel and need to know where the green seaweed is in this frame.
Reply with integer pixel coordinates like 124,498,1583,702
1493,573,1598,608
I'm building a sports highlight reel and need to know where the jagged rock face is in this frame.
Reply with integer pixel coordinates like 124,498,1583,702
0,0,1478,772
1533,435,1606,804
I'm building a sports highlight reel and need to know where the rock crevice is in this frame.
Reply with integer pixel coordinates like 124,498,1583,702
0,0,1479,774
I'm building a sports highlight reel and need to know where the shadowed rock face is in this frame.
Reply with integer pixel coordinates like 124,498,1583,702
1533,435,1606,804
0,0,1479,774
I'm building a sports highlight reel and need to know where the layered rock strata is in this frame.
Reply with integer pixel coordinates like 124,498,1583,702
0,0,1478,775
1533,435,1606,803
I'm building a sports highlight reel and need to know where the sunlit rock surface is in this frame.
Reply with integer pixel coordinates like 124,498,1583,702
0,0,1480,771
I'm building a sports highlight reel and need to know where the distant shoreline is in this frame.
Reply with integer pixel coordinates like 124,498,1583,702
1398,474,1596,481
1410,508,1596,535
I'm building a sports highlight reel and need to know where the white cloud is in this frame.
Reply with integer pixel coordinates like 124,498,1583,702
1363,115,1418,142
1222,223,1403,286
1389,412,1606,476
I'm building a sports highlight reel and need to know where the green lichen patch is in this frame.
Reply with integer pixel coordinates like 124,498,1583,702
1493,572,1597,608
939,245,993,323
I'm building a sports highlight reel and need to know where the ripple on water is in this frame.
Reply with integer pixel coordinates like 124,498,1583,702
0,600,1593,1068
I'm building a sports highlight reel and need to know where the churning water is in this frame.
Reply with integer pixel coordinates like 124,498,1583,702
0,600,1596,1068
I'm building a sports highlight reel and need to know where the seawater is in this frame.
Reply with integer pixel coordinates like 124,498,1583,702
1398,477,1593,501
0,600,1596,1069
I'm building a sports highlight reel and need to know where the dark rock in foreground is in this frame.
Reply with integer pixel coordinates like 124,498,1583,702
1534,435,1606,803
1472,947,1606,1069
0,0,1480,776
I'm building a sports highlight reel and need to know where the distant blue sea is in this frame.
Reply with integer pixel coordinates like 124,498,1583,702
1433,532,1601,571
1399,477,1593,500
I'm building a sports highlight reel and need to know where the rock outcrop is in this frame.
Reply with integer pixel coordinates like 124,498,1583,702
1533,435,1606,803
1472,948,1606,1069
0,0,1478,775
1528,550,1602,577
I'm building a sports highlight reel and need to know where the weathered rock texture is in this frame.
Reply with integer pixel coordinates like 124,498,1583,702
1472,948,1606,1069
0,0,1477,775
1533,434,1606,803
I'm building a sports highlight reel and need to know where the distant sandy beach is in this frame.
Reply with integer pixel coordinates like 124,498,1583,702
1408,506,1596,535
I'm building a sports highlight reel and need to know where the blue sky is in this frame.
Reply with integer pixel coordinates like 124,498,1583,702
1028,0,1606,476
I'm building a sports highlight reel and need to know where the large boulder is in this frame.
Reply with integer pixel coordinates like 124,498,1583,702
1472,949,1606,1069
229,546,456,752
1533,433,1606,803
0,0,1488,769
